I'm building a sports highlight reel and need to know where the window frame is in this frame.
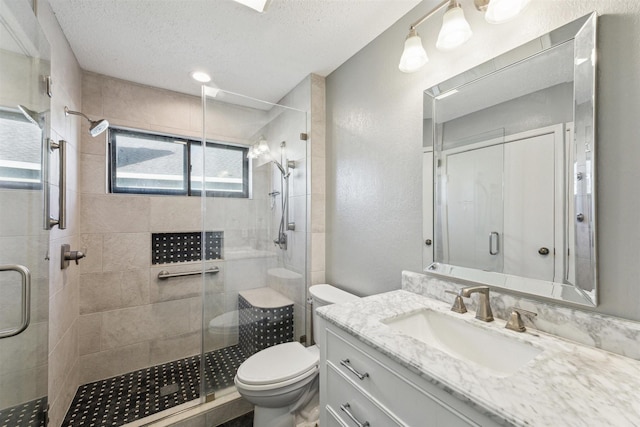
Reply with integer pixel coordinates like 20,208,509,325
0,109,44,190
189,141,250,198
108,127,250,198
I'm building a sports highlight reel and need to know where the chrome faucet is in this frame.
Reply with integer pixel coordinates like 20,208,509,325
445,289,467,314
459,286,494,322
505,307,537,332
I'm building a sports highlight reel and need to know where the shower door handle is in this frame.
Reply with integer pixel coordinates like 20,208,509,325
44,139,66,230
489,232,500,255
0,265,31,339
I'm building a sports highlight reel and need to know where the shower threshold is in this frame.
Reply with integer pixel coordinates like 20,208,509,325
63,345,248,427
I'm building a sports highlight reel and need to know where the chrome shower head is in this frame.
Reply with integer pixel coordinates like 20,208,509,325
89,119,109,137
18,105,44,129
272,160,289,178
64,106,109,137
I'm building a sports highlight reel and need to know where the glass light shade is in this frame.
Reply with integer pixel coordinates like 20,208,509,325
399,32,428,73
485,0,530,24
256,139,270,155
436,6,473,51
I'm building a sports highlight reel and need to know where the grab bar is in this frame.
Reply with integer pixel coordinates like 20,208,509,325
44,139,66,230
158,267,220,280
0,264,31,339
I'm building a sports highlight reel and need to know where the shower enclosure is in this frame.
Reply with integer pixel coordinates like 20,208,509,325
0,2,310,425
200,87,309,401
60,86,309,427
0,0,51,425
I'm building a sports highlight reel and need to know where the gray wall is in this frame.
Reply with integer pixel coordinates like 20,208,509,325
326,0,640,321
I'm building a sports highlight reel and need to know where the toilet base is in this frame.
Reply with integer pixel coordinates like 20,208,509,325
254,405,294,427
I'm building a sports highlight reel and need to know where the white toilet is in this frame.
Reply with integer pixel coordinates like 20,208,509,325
234,284,359,427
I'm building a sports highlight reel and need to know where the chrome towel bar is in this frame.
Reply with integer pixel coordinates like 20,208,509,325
157,267,220,280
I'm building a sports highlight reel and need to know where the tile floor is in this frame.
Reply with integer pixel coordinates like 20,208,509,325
62,345,248,426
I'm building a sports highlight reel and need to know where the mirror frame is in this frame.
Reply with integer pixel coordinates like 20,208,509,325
423,12,598,307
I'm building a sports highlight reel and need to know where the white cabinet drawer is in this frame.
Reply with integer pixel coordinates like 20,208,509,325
327,364,402,427
326,406,348,427
326,329,477,427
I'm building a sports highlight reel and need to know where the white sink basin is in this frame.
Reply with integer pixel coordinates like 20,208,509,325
381,309,542,377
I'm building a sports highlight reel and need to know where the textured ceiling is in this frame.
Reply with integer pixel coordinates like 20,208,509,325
48,0,422,103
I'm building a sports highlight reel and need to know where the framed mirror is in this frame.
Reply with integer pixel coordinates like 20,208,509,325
423,13,597,307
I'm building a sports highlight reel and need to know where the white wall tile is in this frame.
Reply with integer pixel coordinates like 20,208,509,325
81,194,150,233
79,269,149,314
100,299,191,350
80,153,106,194
79,341,150,383
149,197,202,232
102,232,150,272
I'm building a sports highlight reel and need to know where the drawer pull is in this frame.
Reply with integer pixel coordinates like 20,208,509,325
340,359,369,380
340,403,370,427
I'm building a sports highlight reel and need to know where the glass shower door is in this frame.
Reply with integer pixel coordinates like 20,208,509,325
0,0,51,425
200,88,308,400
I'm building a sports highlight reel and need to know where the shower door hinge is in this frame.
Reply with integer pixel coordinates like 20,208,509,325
45,75,52,98
300,132,308,141
299,334,307,344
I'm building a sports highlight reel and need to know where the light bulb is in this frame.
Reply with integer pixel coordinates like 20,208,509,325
436,5,472,51
485,0,530,24
399,30,428,73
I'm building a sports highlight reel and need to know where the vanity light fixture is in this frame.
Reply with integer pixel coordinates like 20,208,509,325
398,0,530,73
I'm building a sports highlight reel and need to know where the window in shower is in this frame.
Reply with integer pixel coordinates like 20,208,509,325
109,128,249,197
190,142,249,197
0,109,43,189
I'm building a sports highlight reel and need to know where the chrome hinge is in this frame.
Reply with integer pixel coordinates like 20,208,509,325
300,132,308,141
299,334,307,344
45,75,52,98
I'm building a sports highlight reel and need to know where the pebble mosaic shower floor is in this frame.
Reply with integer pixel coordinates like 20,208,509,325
62,345,248,427
0,397,47,427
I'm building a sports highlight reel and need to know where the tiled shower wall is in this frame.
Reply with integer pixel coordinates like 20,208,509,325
77,72,264,383
76,72,325,384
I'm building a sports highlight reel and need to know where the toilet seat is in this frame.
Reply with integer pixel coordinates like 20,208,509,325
236,342,319,390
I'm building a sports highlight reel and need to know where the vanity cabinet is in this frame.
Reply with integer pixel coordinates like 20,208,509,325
318,318,502,427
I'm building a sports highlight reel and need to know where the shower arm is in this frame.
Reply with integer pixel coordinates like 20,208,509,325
64,107,91,121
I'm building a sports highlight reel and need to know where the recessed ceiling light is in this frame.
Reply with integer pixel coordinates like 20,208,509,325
232,0,270,13
191,71,211,83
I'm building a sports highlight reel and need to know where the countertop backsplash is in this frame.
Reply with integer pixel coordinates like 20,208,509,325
402,270,640,360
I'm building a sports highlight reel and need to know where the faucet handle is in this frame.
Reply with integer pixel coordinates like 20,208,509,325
445,290,467,314
505,307,537,332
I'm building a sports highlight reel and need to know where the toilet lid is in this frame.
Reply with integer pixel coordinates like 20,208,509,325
236,342,319,385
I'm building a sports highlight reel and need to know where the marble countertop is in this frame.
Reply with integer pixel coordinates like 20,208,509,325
317,290,640,426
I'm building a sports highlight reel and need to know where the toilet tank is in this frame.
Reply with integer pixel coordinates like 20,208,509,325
309,285,359,346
